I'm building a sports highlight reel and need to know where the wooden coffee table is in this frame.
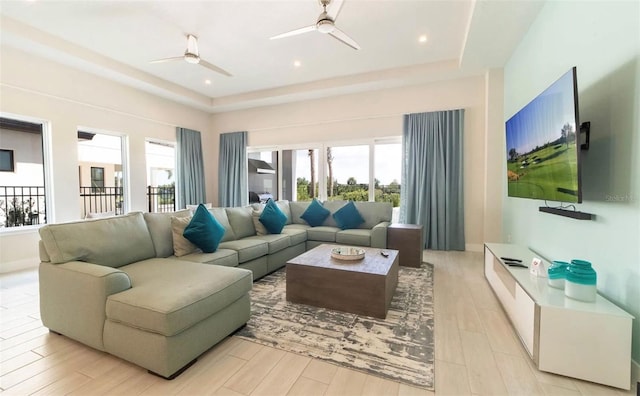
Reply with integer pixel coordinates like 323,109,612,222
286,244,399,319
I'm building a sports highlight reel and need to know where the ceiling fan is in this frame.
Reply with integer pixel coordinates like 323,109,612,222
150,34,232,77
270,0,360,50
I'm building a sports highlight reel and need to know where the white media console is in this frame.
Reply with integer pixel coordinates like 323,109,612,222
484,243,634,389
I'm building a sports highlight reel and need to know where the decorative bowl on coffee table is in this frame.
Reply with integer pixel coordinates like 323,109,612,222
331,246,366,261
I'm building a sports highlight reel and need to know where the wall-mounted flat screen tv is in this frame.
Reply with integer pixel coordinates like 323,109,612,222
505,67,582,203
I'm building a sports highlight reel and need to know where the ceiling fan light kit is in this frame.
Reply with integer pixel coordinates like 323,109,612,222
270,0,360,50
150,34,232,77
316,18,335,34
183,53,199,64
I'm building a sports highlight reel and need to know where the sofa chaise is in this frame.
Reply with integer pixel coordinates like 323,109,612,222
37,199,392,378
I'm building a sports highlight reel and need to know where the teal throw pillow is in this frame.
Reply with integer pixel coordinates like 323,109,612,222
333,201,365,230
301,198,330,227
259,199,288,234
183,204,225,253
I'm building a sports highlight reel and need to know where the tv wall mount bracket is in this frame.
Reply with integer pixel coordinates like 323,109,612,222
580,121,590,150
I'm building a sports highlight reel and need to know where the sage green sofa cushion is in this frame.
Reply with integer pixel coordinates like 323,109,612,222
245,234,290,254
225,206,256,239
106,258,252,337
143,209,192,258
176,249,238,267
289,201,311,225
354,202,393,229
276,200,293,225
336,229,371,246
103,294,250,379
209,208,236,242
321,200,347,228
219,239,268,263
281,224,309,246
306,226,340,242
39,212,156,268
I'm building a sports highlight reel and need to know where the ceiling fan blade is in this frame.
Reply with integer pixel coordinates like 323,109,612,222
270,25,317,40
150,56,184,64
326,0,344,21
186,34,199,55
329,27,360,50
199,59,233,77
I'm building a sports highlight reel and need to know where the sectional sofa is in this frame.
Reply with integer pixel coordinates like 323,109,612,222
37,200,392,379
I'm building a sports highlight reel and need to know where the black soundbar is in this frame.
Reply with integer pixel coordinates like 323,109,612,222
539,206,593,220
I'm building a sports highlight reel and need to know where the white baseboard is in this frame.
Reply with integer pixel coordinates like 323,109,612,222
465,243,483,252
0,257,39,274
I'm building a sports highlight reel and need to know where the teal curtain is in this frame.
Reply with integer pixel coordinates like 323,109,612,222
176,127,206,209
219,131,248,207
399,109,465,250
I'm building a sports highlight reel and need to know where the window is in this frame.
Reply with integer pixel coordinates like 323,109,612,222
0,149,15,172
0,116,49,228
326,145,369,201
78,130,126,217
248,150,278,203
248,137,401,213
146,140,176,213
282,148,319,202
374,141,402,222
90,167,105,193
374,142,402,207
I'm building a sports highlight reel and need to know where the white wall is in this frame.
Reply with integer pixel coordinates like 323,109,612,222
483,69,504,243
501,0,640,363
212,75,488,250
0,47,212,272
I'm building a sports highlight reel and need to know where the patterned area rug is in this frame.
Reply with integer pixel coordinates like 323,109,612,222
235,263,434,390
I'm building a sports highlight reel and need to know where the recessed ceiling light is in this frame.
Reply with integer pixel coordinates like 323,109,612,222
204,79,212,85
418,35,428,44
293,60,301,68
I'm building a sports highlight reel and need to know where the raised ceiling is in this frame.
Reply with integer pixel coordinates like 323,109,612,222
0,0,544,113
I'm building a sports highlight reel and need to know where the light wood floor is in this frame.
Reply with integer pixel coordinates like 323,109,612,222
0,251,636,395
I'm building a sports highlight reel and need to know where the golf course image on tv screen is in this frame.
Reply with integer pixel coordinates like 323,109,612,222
505,68,580,203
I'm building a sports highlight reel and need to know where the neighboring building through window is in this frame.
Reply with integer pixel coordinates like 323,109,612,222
90,167,105,193
0,149,15,172
78,131,125,218
248,150,278,203
146,139,176,213
0,116,48,228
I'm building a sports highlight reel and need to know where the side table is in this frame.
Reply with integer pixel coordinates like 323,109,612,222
387,224,423,267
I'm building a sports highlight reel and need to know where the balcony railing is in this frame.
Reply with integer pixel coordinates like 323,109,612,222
79,186,176,216
147,186,175,213
1,185,176,227
79,186,124,218
0,186,46,228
